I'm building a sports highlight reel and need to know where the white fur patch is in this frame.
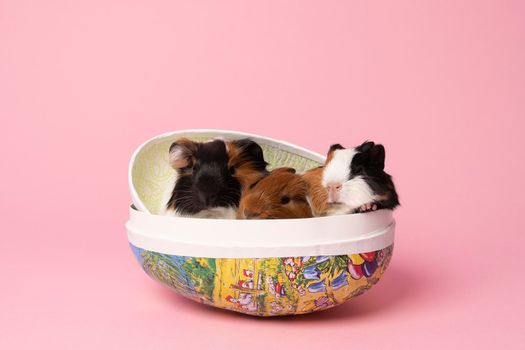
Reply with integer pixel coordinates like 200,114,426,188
340,176,376,210
321,177,377,216
322,149,356,186
169,147,186,168
191,207,237,219
325,203,354,216
162,201,237,219
166,206,236,219
170,147,184,159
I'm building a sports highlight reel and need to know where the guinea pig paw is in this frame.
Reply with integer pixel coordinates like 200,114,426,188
357,203,377,213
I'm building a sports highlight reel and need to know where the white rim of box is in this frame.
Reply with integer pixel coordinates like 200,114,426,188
126,206,395,258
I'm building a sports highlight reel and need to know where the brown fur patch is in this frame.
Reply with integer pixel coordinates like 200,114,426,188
238,168,313,219
302,166,329,216
227,141,267,189
325,150,336,164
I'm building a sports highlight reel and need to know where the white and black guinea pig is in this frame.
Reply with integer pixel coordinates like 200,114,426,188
304,141,399,216
160,138,268,219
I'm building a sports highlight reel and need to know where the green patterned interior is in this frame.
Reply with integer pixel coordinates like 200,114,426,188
132,132,323,214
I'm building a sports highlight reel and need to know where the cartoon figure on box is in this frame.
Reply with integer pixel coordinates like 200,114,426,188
238,280,254,289
237,269,255,289
238,269,255,289
266,276,286,299
225,294,257,312
282,257,302,281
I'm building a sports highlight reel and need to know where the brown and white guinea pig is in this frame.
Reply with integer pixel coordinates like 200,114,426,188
160,138,268,219
303,141,399,216
237,167,313,219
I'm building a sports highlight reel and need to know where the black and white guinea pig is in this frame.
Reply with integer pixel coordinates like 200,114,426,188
314,141,399,215
160,138,268,219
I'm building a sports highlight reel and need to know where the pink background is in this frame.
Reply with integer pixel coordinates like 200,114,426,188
1,0,524,349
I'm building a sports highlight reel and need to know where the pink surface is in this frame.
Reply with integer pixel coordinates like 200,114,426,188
1,0,524,348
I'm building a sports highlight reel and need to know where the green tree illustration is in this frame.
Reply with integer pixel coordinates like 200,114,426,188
181,258,216,301
141,251,196,297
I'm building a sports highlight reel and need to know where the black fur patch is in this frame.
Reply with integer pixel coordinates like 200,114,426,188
167,140,241,215
353,142,385,171
350,141,399,210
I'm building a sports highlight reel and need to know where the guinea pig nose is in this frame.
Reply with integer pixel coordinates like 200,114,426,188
327,182,342,203
327,182,342,191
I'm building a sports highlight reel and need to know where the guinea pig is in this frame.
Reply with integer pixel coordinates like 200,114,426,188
303,141,399,216
161,138,268,219
238,167,313,219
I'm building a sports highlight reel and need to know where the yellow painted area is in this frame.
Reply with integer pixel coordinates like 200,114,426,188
210,251,390,315
349,254,365,265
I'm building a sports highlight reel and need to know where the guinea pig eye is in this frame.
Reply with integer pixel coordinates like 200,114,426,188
229,166,236,175
280,196,290,204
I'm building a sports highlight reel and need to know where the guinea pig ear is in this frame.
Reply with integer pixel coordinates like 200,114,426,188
271,167,296,175
326,144,345,163
357,142,385,170
356,141,375,153
370,144,385,170
229,138,268,171
329,144,345,153
232,139,266,160
168,138,198,169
